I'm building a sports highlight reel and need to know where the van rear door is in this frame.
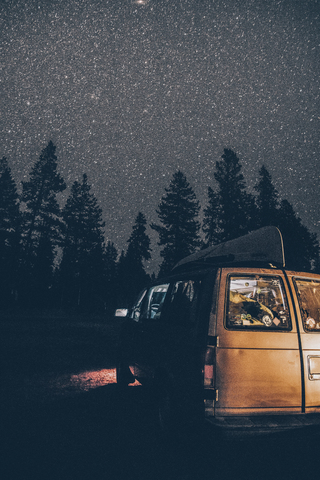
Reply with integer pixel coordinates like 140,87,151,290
213,268,302,416
132,274,212,392
287,273,320,413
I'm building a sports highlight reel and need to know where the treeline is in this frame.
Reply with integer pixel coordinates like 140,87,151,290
0,143,318,315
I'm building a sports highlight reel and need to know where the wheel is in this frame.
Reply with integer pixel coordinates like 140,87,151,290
151,377,181,435
153,378,206,437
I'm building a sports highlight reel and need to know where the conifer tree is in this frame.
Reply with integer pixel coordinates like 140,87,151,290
59,174,105,311
0,157,21,307
116,250,128,307
122,212,151,305
254,165,279,228
151,171,200,276
20,141,66,306
254,167,318,271
278,199,319,272
203,149,256,245
104,241,118,314
202,186,222,246
21,141,66,252
126,212,151,266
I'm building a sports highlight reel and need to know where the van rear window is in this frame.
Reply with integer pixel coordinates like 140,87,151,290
294,278,320,332
226,276,291,330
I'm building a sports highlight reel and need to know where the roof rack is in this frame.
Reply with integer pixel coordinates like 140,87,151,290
172,226,285,272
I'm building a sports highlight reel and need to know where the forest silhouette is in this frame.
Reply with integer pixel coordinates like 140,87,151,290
0,143,318,315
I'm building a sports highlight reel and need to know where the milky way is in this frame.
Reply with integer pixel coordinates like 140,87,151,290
1,0,319,272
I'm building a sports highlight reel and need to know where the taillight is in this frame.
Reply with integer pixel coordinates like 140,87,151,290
204,346,216,417
204,346,215,387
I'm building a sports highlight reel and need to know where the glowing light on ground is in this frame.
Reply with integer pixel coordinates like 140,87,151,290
70,368,117,390
47,368,141,394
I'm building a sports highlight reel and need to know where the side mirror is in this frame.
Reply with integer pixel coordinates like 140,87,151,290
115,308,129,318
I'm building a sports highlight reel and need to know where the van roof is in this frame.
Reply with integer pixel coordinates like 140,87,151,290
173,226,285,271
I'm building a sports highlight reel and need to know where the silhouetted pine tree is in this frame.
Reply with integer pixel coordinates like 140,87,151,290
254,165,280,228
151,171,200,276
0,157,21,307
203,149,256,245
127,212,151,265
121,212,151,305
116,250,128,307
278,199,319,272
254,166,318,271
202,186,222,246
20,141,66,307
59,174,105,311
104,241,118,314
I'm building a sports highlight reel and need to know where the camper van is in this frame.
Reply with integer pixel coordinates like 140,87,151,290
116,227,320,432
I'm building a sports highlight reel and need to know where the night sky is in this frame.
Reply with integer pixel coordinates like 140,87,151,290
1,0,319,273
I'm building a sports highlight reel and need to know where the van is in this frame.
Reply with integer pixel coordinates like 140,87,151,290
116,226,320,433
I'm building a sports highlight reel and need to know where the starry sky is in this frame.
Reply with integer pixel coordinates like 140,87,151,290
1,0,319,273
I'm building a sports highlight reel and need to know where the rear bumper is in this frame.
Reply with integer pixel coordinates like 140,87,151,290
205,413,320,436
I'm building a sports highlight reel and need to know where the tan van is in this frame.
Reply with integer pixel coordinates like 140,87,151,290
116,227,320,432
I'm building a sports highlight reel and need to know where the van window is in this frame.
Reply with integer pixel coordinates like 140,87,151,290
226,276,291,330
138,284,170,320
165,279,202,325
294,278,320,332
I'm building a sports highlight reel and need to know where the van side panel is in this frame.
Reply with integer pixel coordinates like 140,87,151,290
214,268,302,416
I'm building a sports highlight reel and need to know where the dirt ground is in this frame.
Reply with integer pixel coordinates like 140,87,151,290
1,318,320,480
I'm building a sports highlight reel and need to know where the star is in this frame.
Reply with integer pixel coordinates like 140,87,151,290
0,0,319,274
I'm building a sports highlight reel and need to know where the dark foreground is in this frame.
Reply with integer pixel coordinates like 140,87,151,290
1,318,320,480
